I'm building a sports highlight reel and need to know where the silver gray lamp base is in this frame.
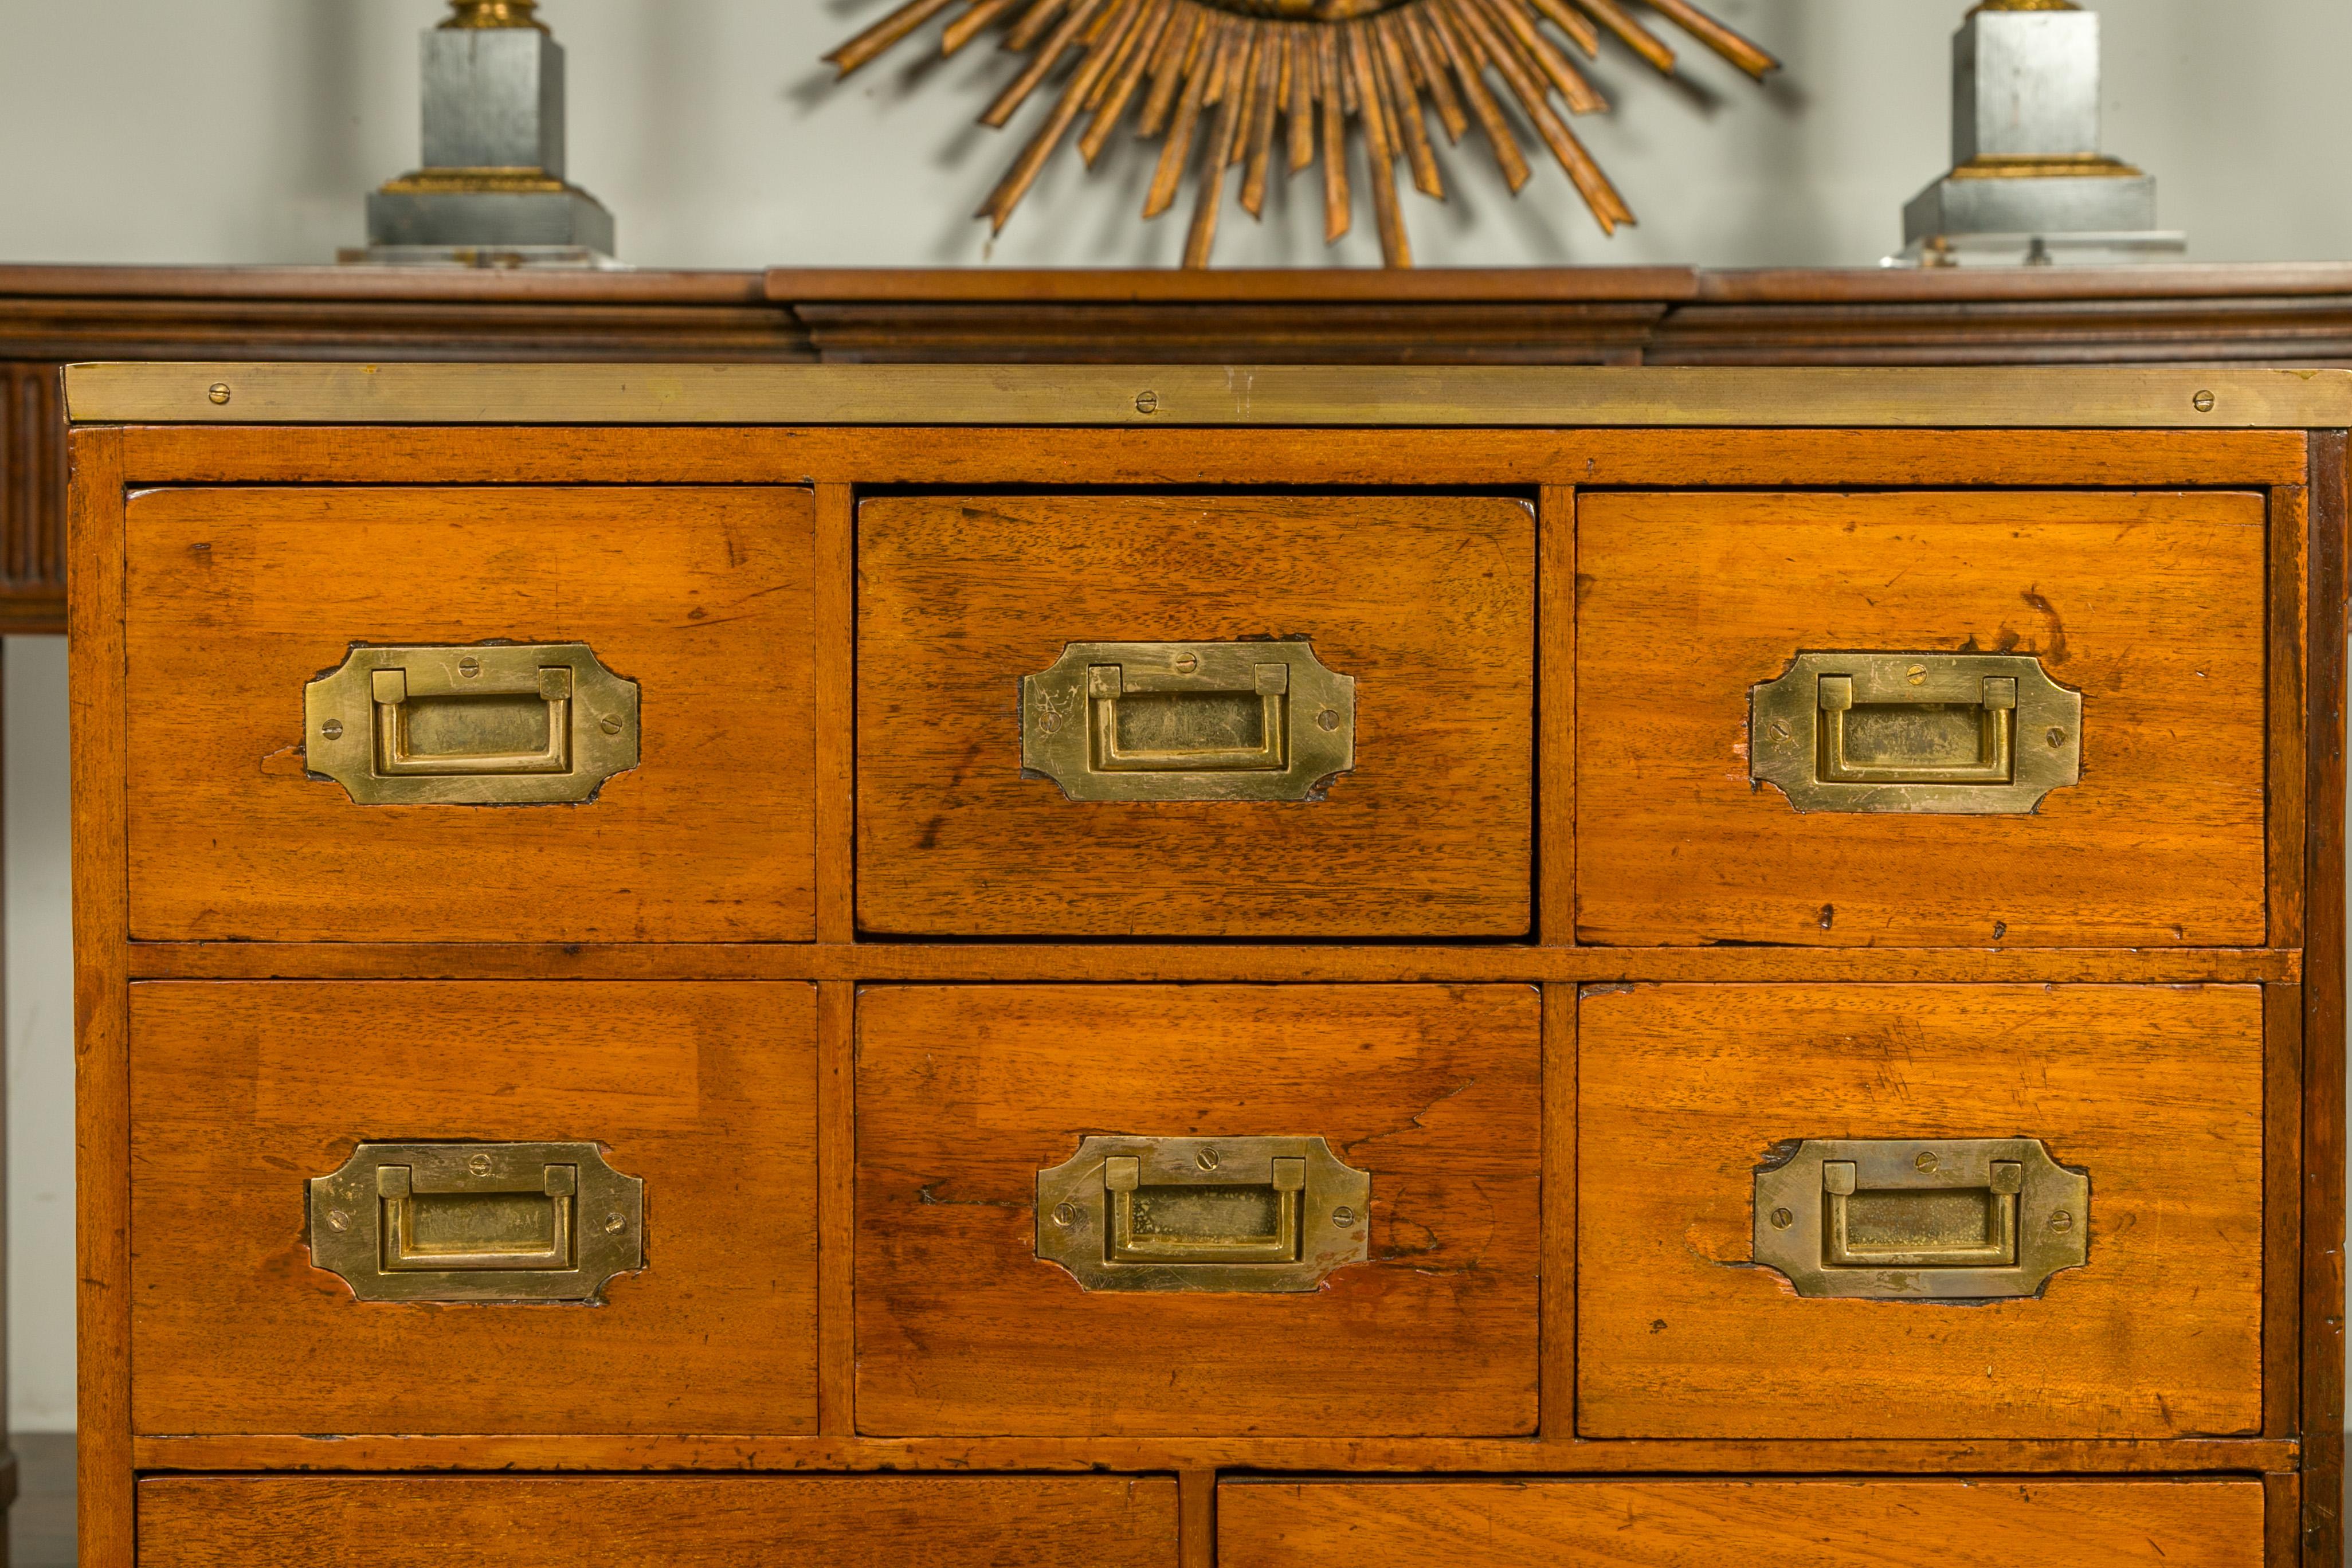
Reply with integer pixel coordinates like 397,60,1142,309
349,179,617,268
349,3,617,269
1890,6,2181,269
1895,156,2182,266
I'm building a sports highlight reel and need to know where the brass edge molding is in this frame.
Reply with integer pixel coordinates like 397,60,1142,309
63,362,2352,429
1949,154,2145,181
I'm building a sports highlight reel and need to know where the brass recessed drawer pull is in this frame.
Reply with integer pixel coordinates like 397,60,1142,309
304,642,640,805
1021,640,1355,802
307,1140,644,1304
1750,652,2081,814
1752,1137,2088,1300
1036,1135,1370,1292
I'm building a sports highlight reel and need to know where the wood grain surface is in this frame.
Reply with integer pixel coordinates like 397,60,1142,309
121,940,2303,986
127,981,817,1435
1218,1479,2265,1568
2265,983,2304,1440
67,427,133,1566
2301,429,2347,1567
115,424,2314,493
1577,983,2265,1440
2267,484,2308,949
137,1476,1179,1568
121,486,817,942
857,495,1534,936
1577,490,2269,946
854,984,1541,1434
1537,485,1575,944
125,1430,2299,1475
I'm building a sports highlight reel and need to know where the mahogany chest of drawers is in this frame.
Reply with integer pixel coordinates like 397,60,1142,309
67,362,2348,1566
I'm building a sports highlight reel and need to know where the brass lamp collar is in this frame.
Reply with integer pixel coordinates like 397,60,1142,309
442,1,547,30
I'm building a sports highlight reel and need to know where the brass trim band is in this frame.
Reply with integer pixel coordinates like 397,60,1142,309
63,362,2352,429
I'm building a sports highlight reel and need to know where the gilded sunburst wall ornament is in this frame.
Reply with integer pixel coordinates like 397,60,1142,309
826,0,1778,266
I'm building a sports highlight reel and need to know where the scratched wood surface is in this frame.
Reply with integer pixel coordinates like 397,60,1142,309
1217,1479,2265,1568
124,1430,2299,1475
856,495,1534,936
1577,983,2266,1440
137,1476,1179,1568
121,486,817,942
68,427,134,1567
110,425,2315,492
1575,490,2270,946
854,984,1541,1434
126,981,818,1435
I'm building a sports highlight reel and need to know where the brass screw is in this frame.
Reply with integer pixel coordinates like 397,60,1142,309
459,655,481,679
1317,708,1342,732
2193,389,2216,413
1134,390,1160,415
468,1152,492,1177
1906,664,1928,687
603,1212,626,1234
2049,1209,2074,1233
2047,726,2067,747
1195,1148,1219,1172
1770,1208,1794,1230
599,715,623,736
1914,1150,1939,1174
1174,653,1198,674
320,719,344,740
207,383,231,406
1051,1202,1079,1228
325,1209,351,1233
1331,1206,1356,1227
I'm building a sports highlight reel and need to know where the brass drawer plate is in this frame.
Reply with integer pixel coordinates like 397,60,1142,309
1036,1134,1371,1292
1750,652,2081,814
1021,641,1355,803
307,1140,645,1304
1752,1137,2089,1300
304,642,640,805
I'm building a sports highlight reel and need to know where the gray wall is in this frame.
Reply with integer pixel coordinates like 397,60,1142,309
0,0,2346,1430
4,0,2351,270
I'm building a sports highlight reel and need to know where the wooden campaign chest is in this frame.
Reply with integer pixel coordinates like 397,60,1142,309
66,361,2347,1566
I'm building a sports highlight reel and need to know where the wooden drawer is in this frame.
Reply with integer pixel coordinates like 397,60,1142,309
1576,984,2265,1440
1218,1479,2264,1567
127,982,817,1434
1576,490,2269,946
137,1476,1179,1568
856,494,1535,936
853,984,1541,1434
123,486,817,943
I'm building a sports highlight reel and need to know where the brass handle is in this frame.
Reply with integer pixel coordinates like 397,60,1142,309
1036,1135,1370,1292
1752,1138,2088,1300
1105,1153,1305,1265
377,1162,577,1273
370,664,573,779
1817,672,2014,785
307,1141,644,1304
1022,641,1355,802
1750,652,2081,814
304,642,640,805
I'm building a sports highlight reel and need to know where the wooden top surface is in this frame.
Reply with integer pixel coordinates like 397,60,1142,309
16,261,2352,305
767,262,2352,305
61,361,2352,428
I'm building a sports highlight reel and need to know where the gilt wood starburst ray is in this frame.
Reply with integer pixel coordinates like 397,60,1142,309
828,0,1776,267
